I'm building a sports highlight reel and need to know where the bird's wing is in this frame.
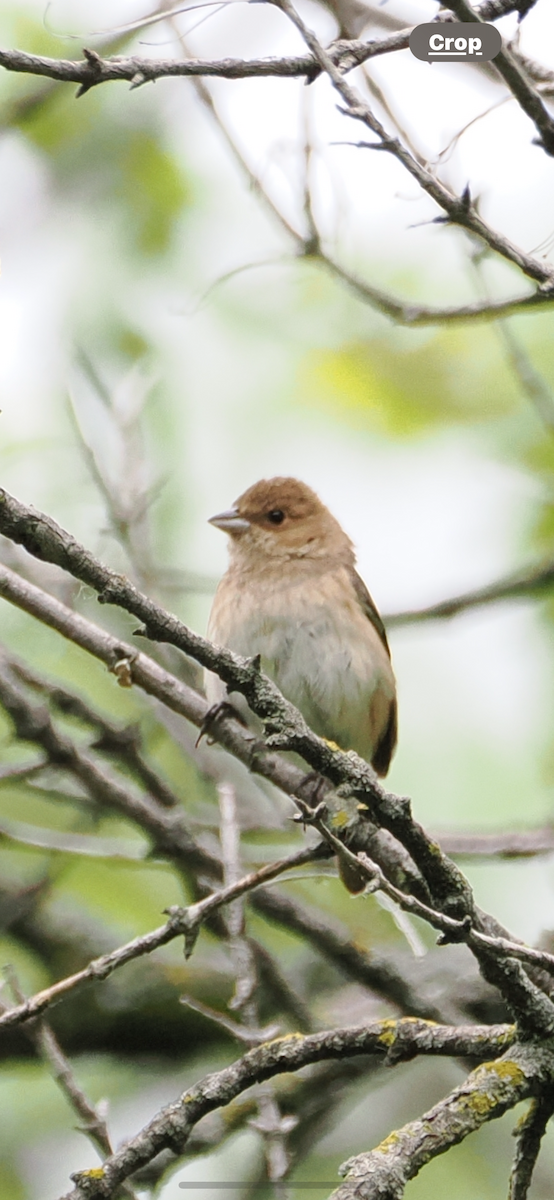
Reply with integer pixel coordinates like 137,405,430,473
371,696,398,777
350,569,397,776
350,569,391,656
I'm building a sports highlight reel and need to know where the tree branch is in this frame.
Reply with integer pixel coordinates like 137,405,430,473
436,826,554,859
0,39,407,90
271,0,554,289
1,492,554,1034
508,1089,554,1200
0,846,318,1032
385,558,554,626
58,1019,515,1199
332,1040,554,1200
0,560,420,896
448,0,554,156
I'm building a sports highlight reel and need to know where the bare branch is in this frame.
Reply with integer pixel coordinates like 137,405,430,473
301,816,554,984
0,653,222,882
0,846,317,1032
11,657,181,808
385,558,554,626
448,0,554,156
436,826,554,859
0,40,405,90
1,493,554,1033
271,0,554,289
1,969,140,1199
59,1019,516,1199
508,1089,554,1200
494,319,554,435
0,2,534,92
332,1041,552,1200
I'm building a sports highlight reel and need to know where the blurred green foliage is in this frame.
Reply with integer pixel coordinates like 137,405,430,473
299,326,519,436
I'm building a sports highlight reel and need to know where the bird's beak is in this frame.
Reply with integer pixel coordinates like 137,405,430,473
208,507,251,534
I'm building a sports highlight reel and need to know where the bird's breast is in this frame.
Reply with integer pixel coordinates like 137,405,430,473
206,566,395,763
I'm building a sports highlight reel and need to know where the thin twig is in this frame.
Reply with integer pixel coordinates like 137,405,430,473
2,968,140,1200
0,845,320,1031
385,558,554,626
448,0,554,156
271,0,554,289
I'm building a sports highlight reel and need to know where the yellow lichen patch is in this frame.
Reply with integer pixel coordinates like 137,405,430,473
79,1168,106,1179
377,1017,438,1048
377,1020,398,1047
322,739,342,752
480,1059,526,1085
465,1090,499,1117
330,810,350,829
373,1129,401,1155
460,1059,526,1118
267,1032,304,1046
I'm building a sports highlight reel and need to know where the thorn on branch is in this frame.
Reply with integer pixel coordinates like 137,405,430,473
460,183,472,213
350,141,390,150
166,904,199,959
437,915,473,945
76,48,104,99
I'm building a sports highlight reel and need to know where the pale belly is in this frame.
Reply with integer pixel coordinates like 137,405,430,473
206,579,394,763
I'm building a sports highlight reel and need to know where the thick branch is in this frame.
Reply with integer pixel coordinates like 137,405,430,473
332,1040,554,1200
59,1020,515,1199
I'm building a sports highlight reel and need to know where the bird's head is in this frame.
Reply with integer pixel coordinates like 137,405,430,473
209,477,354,565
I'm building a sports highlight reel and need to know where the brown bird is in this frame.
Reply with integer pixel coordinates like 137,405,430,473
206,477,397,884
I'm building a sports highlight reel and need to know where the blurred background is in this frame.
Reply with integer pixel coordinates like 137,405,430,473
1,0,554,1196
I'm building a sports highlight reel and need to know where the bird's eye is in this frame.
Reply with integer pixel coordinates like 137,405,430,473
267,509,285,525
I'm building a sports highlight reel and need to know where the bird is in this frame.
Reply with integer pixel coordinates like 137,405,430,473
205,476,397,887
